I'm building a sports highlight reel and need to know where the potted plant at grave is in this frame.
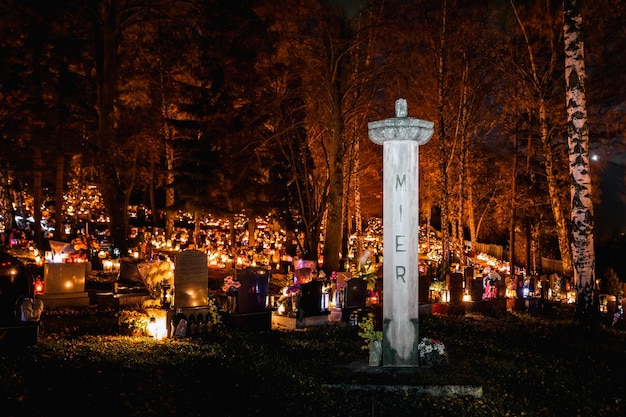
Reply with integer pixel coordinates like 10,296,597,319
117,309,150,336
357,313,383,366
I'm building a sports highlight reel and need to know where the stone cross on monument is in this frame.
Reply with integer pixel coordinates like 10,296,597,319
368,98,434,367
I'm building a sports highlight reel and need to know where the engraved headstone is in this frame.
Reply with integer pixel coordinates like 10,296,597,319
173,250,208,308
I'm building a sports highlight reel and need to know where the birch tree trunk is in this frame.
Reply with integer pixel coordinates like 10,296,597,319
564,0,595,291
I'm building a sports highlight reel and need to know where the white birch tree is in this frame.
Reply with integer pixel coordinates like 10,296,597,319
563,0,596,295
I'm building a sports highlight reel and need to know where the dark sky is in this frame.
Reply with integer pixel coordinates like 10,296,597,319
596,153,626,242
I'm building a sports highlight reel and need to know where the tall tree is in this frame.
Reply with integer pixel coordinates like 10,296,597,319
509,0,573,276
563,0,595,293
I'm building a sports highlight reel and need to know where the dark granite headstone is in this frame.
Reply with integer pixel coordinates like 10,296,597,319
464,267,474,290
419,274,430,303
344,278,367,309
299,280,324,316
471,277,484,301
173,250,208,308
450,273,464,303
236,267,270,314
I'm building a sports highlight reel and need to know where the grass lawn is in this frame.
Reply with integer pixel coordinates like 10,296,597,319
1,306,624,417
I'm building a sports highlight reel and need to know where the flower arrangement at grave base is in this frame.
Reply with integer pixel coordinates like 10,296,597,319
222,275,241,313
117,309,150,336
275,282,301,315
429,280,446,303
206,293,222,328
418,337,447,367
319,270,337,306
144,258,174,305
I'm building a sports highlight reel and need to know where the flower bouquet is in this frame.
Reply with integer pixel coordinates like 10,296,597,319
222,275,241,294
418,337,447,367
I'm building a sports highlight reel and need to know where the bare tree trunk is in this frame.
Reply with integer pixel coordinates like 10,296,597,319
322,93,345,273
164,130,175,237
509,128,517,273
539,99,573,276
437,0,451,266
32,147,43,247
456,56,469,266
510,0,572,277
53,152,64,241
467,184,477,257
248,214,256,248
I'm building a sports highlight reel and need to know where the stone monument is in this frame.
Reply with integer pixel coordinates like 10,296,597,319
368,98,433,367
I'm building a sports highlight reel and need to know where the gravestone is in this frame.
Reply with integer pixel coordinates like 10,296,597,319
419,273,430,303
173,250,208,308
344,278,368,308
368,99,434,366
40,262,90,307
342,278,368,324
293,259,316,285
236,267,270,314
464,267,474,291
118,257,146,287
471,277,484,302
334,271,351,307
299,280,325,316
222,267,271,332
449,273,464,303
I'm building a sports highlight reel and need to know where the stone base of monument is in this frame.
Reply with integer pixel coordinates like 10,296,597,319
37,292,90,308
323,359,483,398
96,292,150,309
0,321,39,350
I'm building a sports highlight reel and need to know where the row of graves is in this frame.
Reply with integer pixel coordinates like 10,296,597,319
422,265,584,317
94,250,379,337
271,259,376,330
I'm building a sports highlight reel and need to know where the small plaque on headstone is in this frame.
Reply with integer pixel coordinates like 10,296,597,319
173,250,208,308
